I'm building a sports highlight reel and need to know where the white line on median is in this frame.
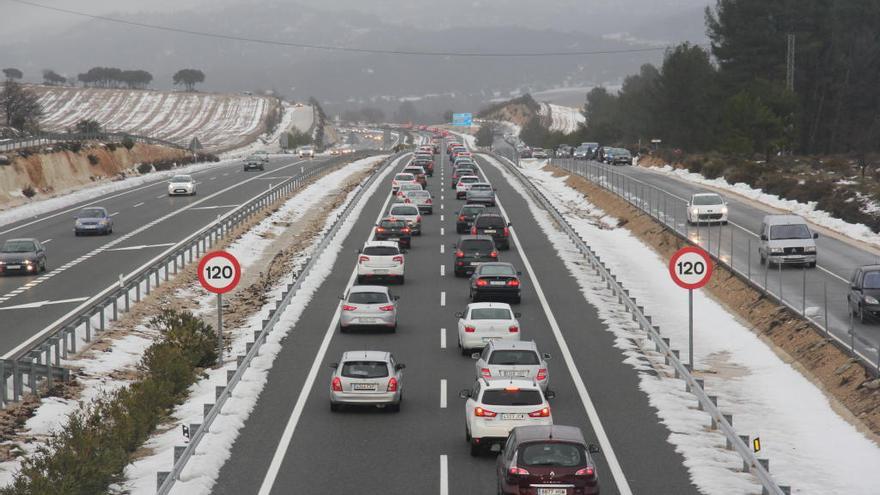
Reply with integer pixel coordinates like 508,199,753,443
440,455,449,495
440,379,447,408
440,227,445,236
440,264,445,277
440,291,446,307
440,328,446,349
440,214,444,221
440,244,445,254
156,194,166,199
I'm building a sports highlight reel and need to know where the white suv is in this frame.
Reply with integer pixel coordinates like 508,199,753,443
456,302,521,355
459,378,554,456
357,241,405,284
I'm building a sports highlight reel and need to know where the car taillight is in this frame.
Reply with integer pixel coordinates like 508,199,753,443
474,407,496,417
490,251,498,258
536,368,547,380
358,255,369,263
393,255,404,264
464,325,476,333
376,227,385,233
480,368,491,378
508,325,519,333
575,466,596,477
508,466,529,476
416,215,422,222
458,215,465,221
506,279,520,287
475,279,489,287
387,377,398,392
503,227,510,236
455,250,465,258
342,305,357,311
331,377,342,392
470,226,477,235
426,198,432,204
378,305,395,312
404,198,411,203
528,407,550,418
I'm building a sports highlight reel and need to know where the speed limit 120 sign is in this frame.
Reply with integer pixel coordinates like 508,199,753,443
669,246,713,290
198,251,242,294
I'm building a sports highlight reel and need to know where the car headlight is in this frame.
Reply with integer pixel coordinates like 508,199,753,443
865,296,880,305
23,259,32,264
100,219,109,224
690,207,698,215
721,206,728,214
75,219,83,225
769,247,784,254
803,246,816,253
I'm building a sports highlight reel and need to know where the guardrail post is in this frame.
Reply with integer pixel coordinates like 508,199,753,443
99,304,106,331
84,317,91,342
738,435,750,471
124,286,130,313
203,403,213,420
112,291,119,321
157,472,170,491
155,269,160,288
145,274,151,296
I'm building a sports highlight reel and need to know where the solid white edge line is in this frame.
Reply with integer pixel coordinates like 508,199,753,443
256,154,405,495
491,166,634,495
440,455,449,495
440,379,447,408
440,328,447,349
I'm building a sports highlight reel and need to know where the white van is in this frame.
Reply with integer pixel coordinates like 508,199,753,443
759,214,818,267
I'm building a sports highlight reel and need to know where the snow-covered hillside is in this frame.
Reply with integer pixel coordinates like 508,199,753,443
539,102,585,134
34,86,274,152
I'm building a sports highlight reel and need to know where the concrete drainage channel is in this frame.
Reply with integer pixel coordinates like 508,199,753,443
154,151,403,493
0,151,378,408
491,152,793,495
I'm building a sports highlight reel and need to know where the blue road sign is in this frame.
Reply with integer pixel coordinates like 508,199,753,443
452,113,473,126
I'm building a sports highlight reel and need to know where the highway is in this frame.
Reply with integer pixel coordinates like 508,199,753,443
0,152,370,357
212,140,700,494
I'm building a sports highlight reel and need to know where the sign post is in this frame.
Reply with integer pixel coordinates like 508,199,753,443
198,251,242,359
668,246,713,369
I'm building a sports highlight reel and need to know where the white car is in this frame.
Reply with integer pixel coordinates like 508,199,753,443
687,192,728,225
460,378,554,456
457,302,521,355
455,175,481,199
357,240,405,284
388,203,422,235
167,175,196,196
298,146,315,158
391,173,416,194
395,182,423,202
472,340,551,391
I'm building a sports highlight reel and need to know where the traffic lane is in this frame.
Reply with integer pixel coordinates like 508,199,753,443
477,155,700,494
212,156,406,495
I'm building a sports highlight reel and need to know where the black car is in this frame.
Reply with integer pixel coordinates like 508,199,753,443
453,236,498,277
471,213,511,250
469,262,521,303
848,265,880,323
457,204,486,233
375,217,412,249
0,238,47,275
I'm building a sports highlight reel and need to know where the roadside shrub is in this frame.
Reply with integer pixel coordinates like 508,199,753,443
758,175,798,197
21,185,36,198
683,156,703,174
724,161,761,186
788,179,830,204
701,158,726,180
87,154,99,165
68,141,82,153
121,137,135,150
152,160,174,171
105,142,117,152
136,163,152,174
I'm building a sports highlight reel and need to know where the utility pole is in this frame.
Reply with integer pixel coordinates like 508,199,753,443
786,34,796,92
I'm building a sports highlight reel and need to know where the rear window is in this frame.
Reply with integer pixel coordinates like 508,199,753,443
404,168,424,174
461,206,485,215
488,350,540,365
459,177,479,184
363,246,399,256
460,240,494,252
481,389,542,406
395,174,414,180
519,442,586,468
348,292,389,304
380,220,405,228
341,361,389,379
399,184,422,191
408,191,430,198
391,206,419,216
478,264,516,276
470,184,492,191
470,308,512,320
476,217,505,228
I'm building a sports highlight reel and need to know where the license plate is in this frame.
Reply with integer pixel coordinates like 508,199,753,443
484,229,496,234
358,318,377,323
500,370,528,377
538,489,567,495
389,238,400,241
501,413,527,420
352,383,377,391
482,337,501,342
490,281,506,286
373,269,388,274
6,265,20,270
84,225,96,229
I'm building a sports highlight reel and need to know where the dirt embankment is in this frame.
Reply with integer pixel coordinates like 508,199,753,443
0,143,188,207
547,165,880,443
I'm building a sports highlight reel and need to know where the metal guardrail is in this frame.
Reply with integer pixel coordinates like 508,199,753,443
489,151,791,495
154,151,406,493
0,130,187,153
0,151,377,408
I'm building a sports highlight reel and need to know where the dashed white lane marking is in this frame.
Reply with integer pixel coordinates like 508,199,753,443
156,194,167,199
440,227,445,236
440,244,445,254
440,328,446,349
110,212,120,217
209,176,217,181
106,242,176,252
0,297,90,311
133,202,145,208
441,203,444,210
440,264,445,277
440,455,449,495
41,239,52,244
223,173,230,177
440,379,448,408
440,214,444,221
440,291,446,307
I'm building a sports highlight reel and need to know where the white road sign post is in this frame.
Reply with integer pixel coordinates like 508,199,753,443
198,251,242,358
669,246,713,368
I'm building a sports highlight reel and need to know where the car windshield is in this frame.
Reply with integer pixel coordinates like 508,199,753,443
476,217,505,228
348,292,389,304
520,443,586,468
770,224,811,240
79,208,106,218
1,240,36,253
362,246,399,256
391,206,419,215
488,350,539,365
341,361,389,379
481,388,542,406
171,176,191,182
692,195,723,205
470,308,512,320
863,272,880,289
460,240,494,252
478,265,516,276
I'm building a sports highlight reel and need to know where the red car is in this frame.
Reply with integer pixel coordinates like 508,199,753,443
497,425,600,495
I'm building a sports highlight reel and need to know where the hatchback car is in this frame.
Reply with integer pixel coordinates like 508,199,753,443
687,193,728,225
453,235,499,277
375,217,412,248
466,183,496,206
471,213,511,250
402,166,428,187
391,173,416,194
457,205,487,233
497,425,600,494
412,158,434,176
395,183,424,202
243,154,266,171
340,285,399,332
473,340,550,391
451,167,477,189
357,241,404,284
74,206,113,236
403,190,433,214
848,265,880,323
460,378,554,456
388,204,422,235
457,302,521,355
168,175,196,196
470,262,521,303
456,176,481,199
0,238,47,275
330,350,404,412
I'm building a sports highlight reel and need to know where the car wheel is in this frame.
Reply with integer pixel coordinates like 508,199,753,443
759,252,766,265
465,427,471,443
390,323,397,333
340,325,348,334
470,441,482,457
330,403,340,412
469,289,475,301
513,296,521,305
808,262,816,268
75,231,80,237
40,260,47,272
859,305,867,324
389,398,401,413
398,275,405,284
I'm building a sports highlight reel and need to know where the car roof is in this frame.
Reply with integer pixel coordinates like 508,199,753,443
486,340,538,352
363,240,399,249
349,285,390,294
341,350,391,362
468,301,513,310
511,425,586,444
692,192,721,197
390,203,419,209
480,378,539,390
380,216,406,222
476,212,503,218
764,214,807,225
476,261,515,270
471,182,491,186
461,204,486,210
858,264,880,271
5,238,38,243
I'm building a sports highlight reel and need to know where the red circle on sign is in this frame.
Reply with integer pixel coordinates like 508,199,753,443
668,246,713,290
197,251,242,294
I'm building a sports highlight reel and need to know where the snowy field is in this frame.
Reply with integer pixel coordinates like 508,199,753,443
538,102,585,134
34,86,273,151
486,155,880,495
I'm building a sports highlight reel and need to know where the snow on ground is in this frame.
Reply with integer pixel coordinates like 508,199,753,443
485,155,880,495
538,102,585,134
123,154,400,494
0,155,389,490
288,105,314,134
647,164,880,249
218,102,305,160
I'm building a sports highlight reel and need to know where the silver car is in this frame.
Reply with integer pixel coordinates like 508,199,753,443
472,340,551,391
466,182,496,206
330,350,405,412
403,189,433,214
168,174,196,196
340,285,398,332
74,206,113,235
388,203,422,235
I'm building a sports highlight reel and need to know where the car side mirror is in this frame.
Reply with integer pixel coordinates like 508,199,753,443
542,353,552,360
393,295,400,301
471,352,481,360
760,234,768,241
455,312,464,318
813,232,819,239
329,362,338,369
459,389,471,399
588,444,600,454
544,390,557,400
507,222,512,227
514,312,522,318
516,271,522,276
356,248,361,254
852,285,861,291
395,363,406,370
